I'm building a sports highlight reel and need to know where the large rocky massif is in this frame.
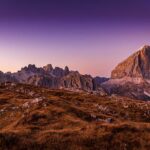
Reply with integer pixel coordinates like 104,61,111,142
111,45,150,79
102,45,150,100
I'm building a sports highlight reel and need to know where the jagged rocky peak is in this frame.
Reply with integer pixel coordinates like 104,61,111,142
28,64,36,69
43,64,53,72
0,71,4,75
64,66,69,75
0,63,108,94
21,64,37,72
111,45,150,79
52,67,65,77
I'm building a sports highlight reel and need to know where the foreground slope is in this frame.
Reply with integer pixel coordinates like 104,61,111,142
0,83,150,150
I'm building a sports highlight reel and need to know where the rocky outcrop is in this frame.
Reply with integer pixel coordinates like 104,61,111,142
102,78,150,100
27,74,60,88
60,71,82,89
60,72,94,91
103,45,150,100
111,45,150,79
64,66,70,76
93,77,109,91
0,71,17,83
43,64,53,73
52,67,66,77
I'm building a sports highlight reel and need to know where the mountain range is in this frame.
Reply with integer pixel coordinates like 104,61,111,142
0,45,150,100
0,64,108,93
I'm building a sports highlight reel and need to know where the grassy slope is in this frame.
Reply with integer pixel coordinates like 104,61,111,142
0,84,150,150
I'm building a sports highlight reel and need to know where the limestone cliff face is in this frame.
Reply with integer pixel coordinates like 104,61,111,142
60,71,82,90
60,72,94,91
102,45,150,100
111,45,150,79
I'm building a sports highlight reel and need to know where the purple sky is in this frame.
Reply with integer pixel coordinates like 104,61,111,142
0,0,150,77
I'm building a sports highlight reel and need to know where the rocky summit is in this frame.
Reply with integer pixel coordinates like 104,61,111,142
102,45,150,100
111,45,150,79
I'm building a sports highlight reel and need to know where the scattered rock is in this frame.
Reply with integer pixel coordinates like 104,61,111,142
105,118,113,123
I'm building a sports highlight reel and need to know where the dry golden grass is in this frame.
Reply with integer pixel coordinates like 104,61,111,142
0,83,150,150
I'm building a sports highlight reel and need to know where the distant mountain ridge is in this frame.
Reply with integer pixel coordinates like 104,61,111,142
0,45,150,100
0,64,108,94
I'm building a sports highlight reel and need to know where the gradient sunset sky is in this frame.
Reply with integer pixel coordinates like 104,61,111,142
0,0,150,77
